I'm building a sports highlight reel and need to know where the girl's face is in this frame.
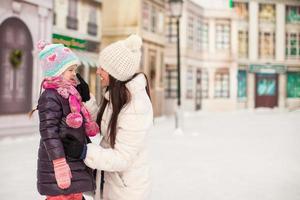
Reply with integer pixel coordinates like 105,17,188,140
96,67,109,87
62,65,78,82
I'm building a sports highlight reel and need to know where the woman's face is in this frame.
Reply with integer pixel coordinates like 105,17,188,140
62,65,78,82
96,67,109,87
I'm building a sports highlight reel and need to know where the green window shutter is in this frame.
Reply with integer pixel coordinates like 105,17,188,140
238,70,247,98
287,72,300,98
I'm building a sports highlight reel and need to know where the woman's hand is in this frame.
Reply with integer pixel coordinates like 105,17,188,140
76,73,90,102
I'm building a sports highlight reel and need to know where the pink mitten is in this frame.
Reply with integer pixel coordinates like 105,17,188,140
53,158,72,189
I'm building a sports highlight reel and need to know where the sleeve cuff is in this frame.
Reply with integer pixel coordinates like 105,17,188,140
84,143,101,169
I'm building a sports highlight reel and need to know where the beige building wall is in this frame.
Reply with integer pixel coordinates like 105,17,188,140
0,0,53,136
101,0,166,116
53,0,102,40
53,0,102,101
236,0,300,110
164,0,238,113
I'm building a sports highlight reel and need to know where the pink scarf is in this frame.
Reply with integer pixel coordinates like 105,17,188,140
42,76,99,137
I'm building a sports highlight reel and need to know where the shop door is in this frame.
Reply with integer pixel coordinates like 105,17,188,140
195,69,202,110
255,73,278,108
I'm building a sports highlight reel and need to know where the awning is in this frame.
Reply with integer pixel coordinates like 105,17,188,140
73,50,99,68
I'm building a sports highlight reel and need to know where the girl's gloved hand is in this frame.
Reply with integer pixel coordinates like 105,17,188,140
76,73,90,102
52,158,72,189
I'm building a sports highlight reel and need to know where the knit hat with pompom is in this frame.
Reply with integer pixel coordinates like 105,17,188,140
99,34,142,81
37,40,80,77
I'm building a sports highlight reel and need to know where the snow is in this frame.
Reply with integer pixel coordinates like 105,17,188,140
1,110,300,200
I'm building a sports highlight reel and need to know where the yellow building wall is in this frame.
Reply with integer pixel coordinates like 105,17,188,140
101,0,141,47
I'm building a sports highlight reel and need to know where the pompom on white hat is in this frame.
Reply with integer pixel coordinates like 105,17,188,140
99,34,142,81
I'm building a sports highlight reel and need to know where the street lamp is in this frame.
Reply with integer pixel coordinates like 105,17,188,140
168,0,183,130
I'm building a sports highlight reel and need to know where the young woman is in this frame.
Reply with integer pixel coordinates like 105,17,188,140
64,34,153,200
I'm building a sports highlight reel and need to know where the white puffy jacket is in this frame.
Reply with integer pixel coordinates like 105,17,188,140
84,74,153,200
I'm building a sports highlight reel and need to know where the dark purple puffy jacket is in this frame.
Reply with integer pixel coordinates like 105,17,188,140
37,89,95,196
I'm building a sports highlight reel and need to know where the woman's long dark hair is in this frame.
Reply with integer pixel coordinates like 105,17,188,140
96,73,151,148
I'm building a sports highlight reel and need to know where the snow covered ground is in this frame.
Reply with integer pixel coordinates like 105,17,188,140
0,110,300,200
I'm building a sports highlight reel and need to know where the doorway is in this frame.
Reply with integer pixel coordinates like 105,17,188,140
0,17,33,114
255,73,278,108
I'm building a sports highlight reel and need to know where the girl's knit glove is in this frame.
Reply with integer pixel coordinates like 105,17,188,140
52,158,72,189
76,73,90,102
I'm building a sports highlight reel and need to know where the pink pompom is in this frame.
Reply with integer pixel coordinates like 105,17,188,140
85,121,99,137
66,112,83,128
37,40,49,51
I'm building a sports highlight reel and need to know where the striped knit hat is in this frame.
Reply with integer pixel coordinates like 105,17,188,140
37,40,80,77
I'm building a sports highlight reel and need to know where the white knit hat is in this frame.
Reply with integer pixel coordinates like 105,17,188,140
99,34,142,81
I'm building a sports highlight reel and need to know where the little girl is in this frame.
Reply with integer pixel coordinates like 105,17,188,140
35,41,99,200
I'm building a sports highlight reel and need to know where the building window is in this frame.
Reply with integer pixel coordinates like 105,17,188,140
234,2,248,20
259,32,275,59
187,16,194,48
286,6,300,24
87,6,97,36
238,31,248,58
140,46,144,70
67,0,78,30
195,17,208,51
259,4,276,23
53,12,56,25
157,10,164,34
214,69,230,98
201,69,209,98
238,70,247,99
142,2,150,31
165,65,177,99
149,51,156,88
216,23,230,50
160,52,164,87
186,67,194,99
201,21,209,50
151,6,157,33
287,72,300,98
286,32,300,58
166,17,177,43
196,17,201,50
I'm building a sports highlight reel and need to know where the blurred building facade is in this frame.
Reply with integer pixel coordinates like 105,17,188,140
52,0,102,102
165,0,300,113
165,0,238,113
101,0,166,116
234,0,300,110
0,0,53,136
1,0,300,136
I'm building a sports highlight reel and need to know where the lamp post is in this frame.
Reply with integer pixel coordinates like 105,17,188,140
169,0,183,129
